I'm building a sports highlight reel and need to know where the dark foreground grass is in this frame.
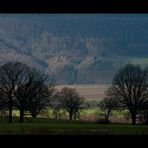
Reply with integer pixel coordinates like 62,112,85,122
0,117,148,135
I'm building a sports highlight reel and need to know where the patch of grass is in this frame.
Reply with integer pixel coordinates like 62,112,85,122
0,117,148,135
81,108,98,114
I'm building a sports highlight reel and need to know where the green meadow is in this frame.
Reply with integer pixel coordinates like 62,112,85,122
0,117,147,135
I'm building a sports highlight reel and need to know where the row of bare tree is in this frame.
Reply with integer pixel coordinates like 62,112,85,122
0,62,148,125
0,62,84,122
0,62,55,122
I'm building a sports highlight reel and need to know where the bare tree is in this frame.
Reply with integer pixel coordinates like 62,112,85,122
58,87,84,120
0,62,29,123
50,91,63,119
27,82,54,119
14,68,54,122
98,97,119,122
0,62,54,123
110,64,148,125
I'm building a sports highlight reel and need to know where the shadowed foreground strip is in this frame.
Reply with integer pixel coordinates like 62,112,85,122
0,117,148,135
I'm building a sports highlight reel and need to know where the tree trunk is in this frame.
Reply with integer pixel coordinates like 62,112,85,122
69,112,72,120
9,107,12,123
131,114,136,125
9,97,13,123
53,110,58,119
55,112,57,119
32,110,40,119
105,109,110,122
20,109,24,123
105,116,109,122
32,113,37,119
74,114,76,120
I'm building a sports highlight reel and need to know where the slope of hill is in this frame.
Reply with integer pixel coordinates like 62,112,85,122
0,14,148,84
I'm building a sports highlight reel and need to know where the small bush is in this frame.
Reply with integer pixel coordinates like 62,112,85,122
95,119,111,124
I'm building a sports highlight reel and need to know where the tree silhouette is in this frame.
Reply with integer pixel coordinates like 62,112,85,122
0,62,54,123
50,91,63,119
58,87,84,120
14,68,54,122
110,64,148,125
0,62,29,123
98,97,119,122
27,80,54,119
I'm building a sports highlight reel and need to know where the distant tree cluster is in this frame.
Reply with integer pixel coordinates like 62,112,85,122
51,87,84,120
0,62,54,123
100,64,148,125
0,62,84,123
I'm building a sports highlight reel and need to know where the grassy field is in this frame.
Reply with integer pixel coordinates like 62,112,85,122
11,108,129,122
0,117,147,135
80,109,129,122
3,84,142,135
0,84,146,135
55,84,110,100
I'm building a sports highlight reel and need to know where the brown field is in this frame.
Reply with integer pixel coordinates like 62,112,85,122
55,84,111,100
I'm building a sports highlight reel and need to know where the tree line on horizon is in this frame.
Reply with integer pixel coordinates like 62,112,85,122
0,61,148,125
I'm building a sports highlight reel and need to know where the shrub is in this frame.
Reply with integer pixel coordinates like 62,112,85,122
95,118,111,124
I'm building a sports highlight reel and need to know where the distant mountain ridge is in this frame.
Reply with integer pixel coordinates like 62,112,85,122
0,14,148,84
